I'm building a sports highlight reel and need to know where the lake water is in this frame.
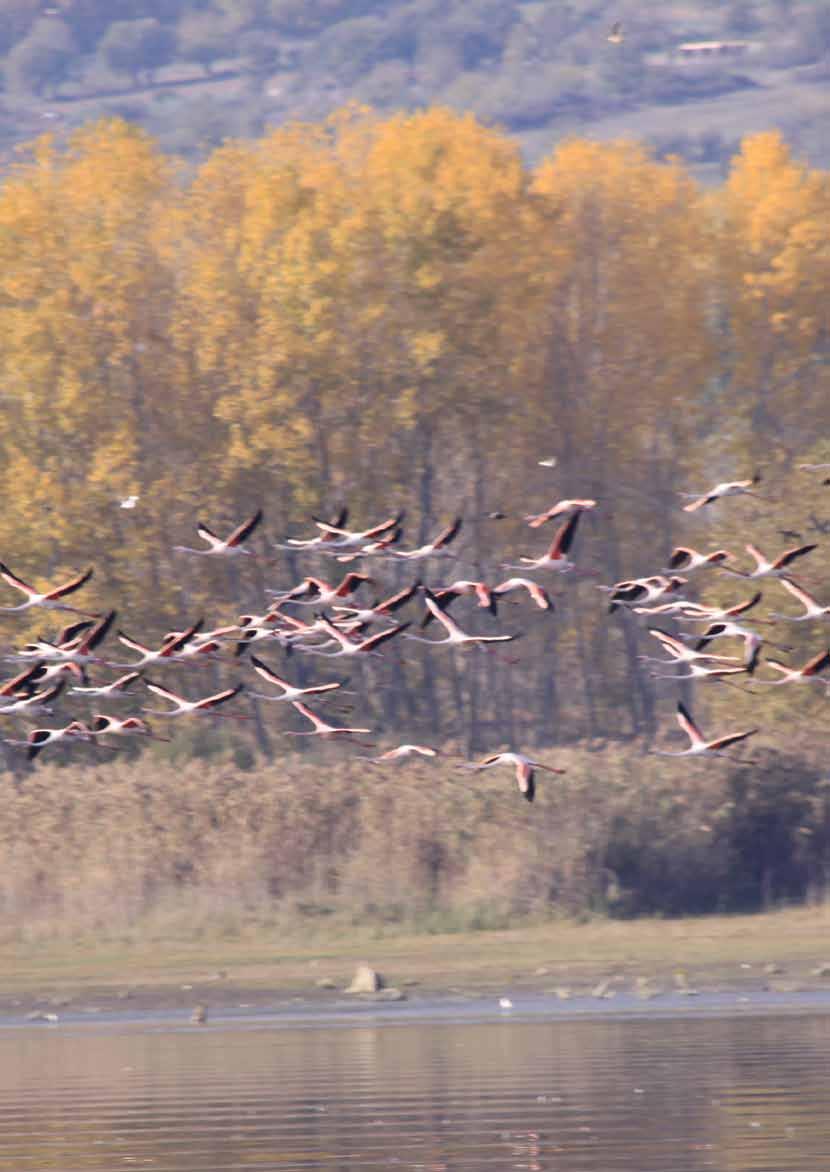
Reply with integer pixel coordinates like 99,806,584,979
2,997,830,1170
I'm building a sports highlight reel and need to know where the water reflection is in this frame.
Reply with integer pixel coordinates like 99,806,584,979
0,1013,828,1169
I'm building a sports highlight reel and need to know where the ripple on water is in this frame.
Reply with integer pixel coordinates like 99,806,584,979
0,1013,829,1169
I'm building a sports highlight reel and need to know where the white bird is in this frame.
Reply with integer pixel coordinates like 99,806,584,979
119,495,139,509
5,720,95,761
769,577,830,622
404,589,517,649
110,619,204,668
649,661,749,685
89,714,165,741
297,615,410,659
0,563,94,614
654,701,758,763
524,499,596,527
331,581,420,625
248,655,347,702
0,680,65,717
174,509,263,557
604,575,687,611
461,751,565,803
640,628,742,669
358,744,438,763
333,530,402,563
70,671,143,698
662,546,733,573
394,518,463,561
720,542,816,580
492,578,553,611
287,700,371,741
271,572,371,607
502,511,581,574
307,512,403,554
646,591,765,624
142,680,247,718
680,473,761,511
754,648,830,688
12,611,116,666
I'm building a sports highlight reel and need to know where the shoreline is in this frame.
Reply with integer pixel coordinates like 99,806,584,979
4,904,830,1020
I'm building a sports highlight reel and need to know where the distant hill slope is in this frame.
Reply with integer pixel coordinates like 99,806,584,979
0,0,828,172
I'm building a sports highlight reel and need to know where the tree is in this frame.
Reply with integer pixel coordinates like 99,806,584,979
4,18,77,97
98,18,175,87
177,11,232,78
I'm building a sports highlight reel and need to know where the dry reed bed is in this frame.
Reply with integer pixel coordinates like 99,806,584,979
2,741,826,941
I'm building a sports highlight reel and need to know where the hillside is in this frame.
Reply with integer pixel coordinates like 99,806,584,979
0,0,829,172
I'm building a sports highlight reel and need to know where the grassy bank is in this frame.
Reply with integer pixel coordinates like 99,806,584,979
4,906,830,1011
2,744,828,945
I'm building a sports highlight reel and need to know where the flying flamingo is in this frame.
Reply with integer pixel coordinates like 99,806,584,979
331,581,420,625
393,518,463,561
110,618,204,668
648,661,750,687
662,547,733,573
421,580,495,626
248,655,348,702
287,700,371,742
769,578,830,621
296,615,410,659
275,506,352,551
0,680,65,717
604,576,687,612
404,589,518,650
333,529,402,563
12,611,116,666
680,473,761,511
142,680,248,718
70,671,143,698
89,714,168,741
0,665,45,697
0,563,94,614
502,511,581,574
720,542,816,580
653,701,758,763
174,509,263,557
639,629,742,669
491,579,553,611
271,572,372,607
682,622,791,664
753,648,830,689
308,512,403,554
643,591,766,623
461,752,566,803
524,499,597,527
5,720,95,761
357,745,438,763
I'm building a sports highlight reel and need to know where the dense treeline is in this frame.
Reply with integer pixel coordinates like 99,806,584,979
1,2,829,167
0,112,829,927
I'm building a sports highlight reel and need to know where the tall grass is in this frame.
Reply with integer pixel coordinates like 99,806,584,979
2,740,827,943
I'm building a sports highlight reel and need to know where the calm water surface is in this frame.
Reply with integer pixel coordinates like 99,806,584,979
2,1002,830,1170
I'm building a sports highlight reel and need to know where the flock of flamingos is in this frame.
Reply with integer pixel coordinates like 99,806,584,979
1,462,828,799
